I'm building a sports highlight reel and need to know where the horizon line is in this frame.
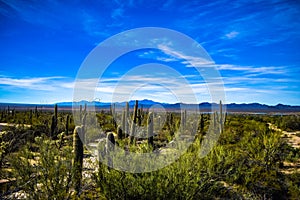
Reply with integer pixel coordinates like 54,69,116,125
0,100,299,107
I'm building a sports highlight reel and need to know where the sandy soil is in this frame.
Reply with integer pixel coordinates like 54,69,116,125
268,123,300,174
268,123,300,149
0,123,31,131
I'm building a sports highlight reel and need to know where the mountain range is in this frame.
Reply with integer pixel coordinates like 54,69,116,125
1,99,300,113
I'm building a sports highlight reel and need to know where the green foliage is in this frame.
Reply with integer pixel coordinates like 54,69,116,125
94,143,239,199
286,172,300,198
0,125,35,171
0,131,9,169
1,107,300,199
270,114,300,131
9,136,73,199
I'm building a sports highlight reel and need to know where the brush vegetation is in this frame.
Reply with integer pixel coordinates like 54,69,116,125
0,103,300,199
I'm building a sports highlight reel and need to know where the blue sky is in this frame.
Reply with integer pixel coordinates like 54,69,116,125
0,0,299,105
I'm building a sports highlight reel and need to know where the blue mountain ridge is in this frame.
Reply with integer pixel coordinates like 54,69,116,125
0,99,300,113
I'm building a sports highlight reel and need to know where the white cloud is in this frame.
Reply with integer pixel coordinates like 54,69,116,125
224,31,239,39
0,64,295,104
93,74,206,103
138,50,180,62
215,64,287,75
158,45,213,67
0,76,71,91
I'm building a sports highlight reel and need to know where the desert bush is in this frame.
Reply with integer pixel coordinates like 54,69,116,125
1,110,300,199
9,136,73,199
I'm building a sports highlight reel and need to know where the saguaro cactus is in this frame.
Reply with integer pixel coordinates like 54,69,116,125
121,110,126,135
54,104,58,119
58,115,69,148
97,140,105,189
219,100,223,134
65,115,69,135
157,116,161,131
167,112,175,136
117,125,123,139
181,110,187,133
213,112,217,133
130,100,138,144
137,108,142,126
50,115,55,137
147,112,154,148
109,103,117,128
29,109,33,124
50,104,58,138
35,105,38,118
72,126,84,194
106,132,115,168
106,132,115,151
79,105,82,120
110,103,115,116
199,113,204,134
78,104,87,143
125,102,129,136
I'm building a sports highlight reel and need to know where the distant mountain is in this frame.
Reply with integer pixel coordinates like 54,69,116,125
226,103,300,113
0,100,300,113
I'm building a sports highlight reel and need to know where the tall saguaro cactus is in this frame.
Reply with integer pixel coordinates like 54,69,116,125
117,125,123,139
167,112,175,136
78,103,87,143
50,104,58,138
130,100,138,144
181,110,187,133
106,132,115,168
213,112,217,133
65,115,69,135
72,126,84,194
147,112,154,148
199,113,204,134
121,110,126,134
29,109,33,124
54,104,58,120
157,116,161,131
219,100,223,134
125,102,129,137
79,105,82,120
35,105,38,117
137,108,142,126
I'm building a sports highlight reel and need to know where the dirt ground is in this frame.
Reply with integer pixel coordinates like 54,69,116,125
268,123,300,174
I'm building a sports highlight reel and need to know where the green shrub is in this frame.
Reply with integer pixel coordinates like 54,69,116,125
9,136,73,199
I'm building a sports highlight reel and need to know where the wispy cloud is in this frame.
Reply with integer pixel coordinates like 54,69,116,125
215,64,287,75
0,75,76,103
224,31,239,39
111,8,124,19
0,71,297,105
138,50,180,62
0,0,299,105
72,74,209,103
0,76,73,91
157,45,214,67
138,44,214,67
